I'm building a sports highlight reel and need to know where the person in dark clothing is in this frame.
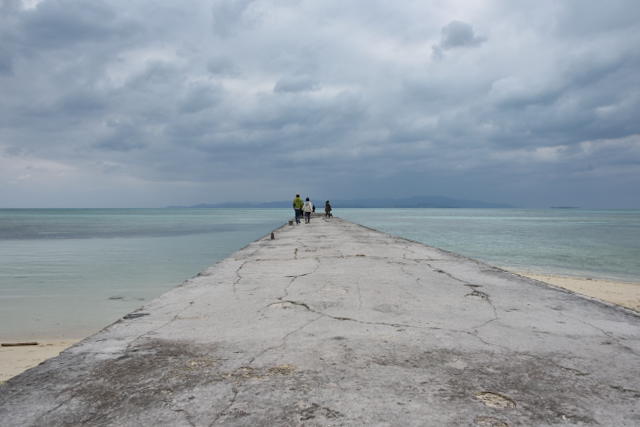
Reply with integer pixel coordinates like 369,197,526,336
325,201,332,218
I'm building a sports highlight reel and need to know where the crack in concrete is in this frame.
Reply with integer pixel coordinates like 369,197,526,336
121,301,197,357
400,265,418,283
420,262,501,330
250,315,324,364
424,262,467,284
209,384,239,426
451,328,640,401
173,408,196,427
609,384,640,398
403,244,417,260
466,318,612,384
281,300,414,329
278,258,321,301
246,252,445,263
36,377,186,426
467,327,640,393
232,260,249,300
465,331,514,353
525,351,640,398
466,285,500,330
281,276,297,301
466,322,640,399
558,311,640,358
33,400,66,425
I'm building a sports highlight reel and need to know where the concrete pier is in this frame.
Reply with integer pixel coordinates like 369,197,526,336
1,218,640,426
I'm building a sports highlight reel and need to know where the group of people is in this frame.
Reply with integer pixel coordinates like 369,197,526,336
292,193,332,224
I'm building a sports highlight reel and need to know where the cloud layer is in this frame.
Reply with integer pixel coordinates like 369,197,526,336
1,0,639,207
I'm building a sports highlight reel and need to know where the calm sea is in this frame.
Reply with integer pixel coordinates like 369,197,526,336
1,208,638,339
0,209,289,340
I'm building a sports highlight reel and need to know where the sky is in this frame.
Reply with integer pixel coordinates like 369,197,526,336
1,0,639,208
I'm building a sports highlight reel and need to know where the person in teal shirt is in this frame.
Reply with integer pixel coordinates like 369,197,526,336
293,193,303,224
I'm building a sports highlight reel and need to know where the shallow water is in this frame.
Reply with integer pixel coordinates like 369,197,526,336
338,208,640,282
0,209,288,339
1,208,638,339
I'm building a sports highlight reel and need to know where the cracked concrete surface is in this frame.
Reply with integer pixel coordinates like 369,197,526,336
1,218,640,426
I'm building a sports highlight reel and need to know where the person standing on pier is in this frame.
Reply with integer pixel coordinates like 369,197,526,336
325,201,332,218
293,193,303,224
303,197,313,224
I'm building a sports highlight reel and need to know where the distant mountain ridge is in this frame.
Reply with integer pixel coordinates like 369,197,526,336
167,196,516,209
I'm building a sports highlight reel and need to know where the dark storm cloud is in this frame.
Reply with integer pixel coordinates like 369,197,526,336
0,0,639,208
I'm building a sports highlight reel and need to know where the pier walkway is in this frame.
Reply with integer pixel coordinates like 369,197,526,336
1,218,640,425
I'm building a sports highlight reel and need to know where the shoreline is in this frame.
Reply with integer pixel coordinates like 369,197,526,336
512,271,640,313
2,272,638,385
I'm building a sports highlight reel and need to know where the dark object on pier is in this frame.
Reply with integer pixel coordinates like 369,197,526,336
122,313,150,320
2,342,39,347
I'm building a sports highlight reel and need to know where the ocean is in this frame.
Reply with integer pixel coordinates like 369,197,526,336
1,208,638,339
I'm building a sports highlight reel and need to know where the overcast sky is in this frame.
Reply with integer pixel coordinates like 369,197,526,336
1,0,639,208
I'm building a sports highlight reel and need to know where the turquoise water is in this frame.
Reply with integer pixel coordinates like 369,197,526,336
0,209,289,339
339,209,640,283
1,208,638,339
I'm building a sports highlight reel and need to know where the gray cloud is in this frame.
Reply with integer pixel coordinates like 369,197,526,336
94,120,149,152
4,145,28,156
0,0,639,208
177,83,223,114
273,75,320,93
432,20,487,59
20,0,138,49
211,0,256,38
0,45,13,76
207,56,241,77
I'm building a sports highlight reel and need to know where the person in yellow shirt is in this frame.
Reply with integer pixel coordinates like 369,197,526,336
292,193,303,224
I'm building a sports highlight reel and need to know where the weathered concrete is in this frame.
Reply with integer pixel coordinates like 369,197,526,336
1,218,640,426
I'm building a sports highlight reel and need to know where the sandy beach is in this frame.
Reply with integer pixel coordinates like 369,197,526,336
515,272,640,312
1,273,638,385
0,340,80,384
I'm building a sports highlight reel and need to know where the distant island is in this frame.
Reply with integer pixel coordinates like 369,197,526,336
168,195,516,209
